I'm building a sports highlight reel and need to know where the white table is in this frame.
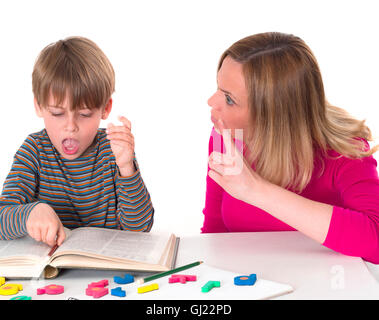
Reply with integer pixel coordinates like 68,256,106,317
2,231,379,300
177,232,379,299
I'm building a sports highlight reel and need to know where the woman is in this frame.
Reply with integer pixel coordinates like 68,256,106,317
202,32,379,263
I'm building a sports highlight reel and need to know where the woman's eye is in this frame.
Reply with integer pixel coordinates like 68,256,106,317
225,95,235,106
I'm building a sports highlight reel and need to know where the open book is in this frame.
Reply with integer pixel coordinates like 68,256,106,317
0,227,179,279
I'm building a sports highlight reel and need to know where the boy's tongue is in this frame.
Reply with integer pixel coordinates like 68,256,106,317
62,138,79,155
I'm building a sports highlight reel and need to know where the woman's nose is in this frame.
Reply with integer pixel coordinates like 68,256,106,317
207,92,218,109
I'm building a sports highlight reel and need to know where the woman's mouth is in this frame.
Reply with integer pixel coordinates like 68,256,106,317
62,138,80,155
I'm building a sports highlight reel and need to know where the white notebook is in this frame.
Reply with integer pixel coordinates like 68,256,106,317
111,263,294,300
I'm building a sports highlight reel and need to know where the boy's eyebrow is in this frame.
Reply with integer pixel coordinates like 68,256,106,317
47,104,93,111
47,105,64,109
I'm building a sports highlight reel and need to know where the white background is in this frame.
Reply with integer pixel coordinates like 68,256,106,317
0,0,378,236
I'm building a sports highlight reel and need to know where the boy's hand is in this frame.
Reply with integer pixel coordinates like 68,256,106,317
26,203,66,247
106,115,136,177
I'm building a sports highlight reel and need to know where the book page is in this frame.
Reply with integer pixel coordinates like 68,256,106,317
0,235,51,261
54,227,173,265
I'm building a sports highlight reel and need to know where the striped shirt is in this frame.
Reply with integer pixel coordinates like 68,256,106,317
0,129,154,239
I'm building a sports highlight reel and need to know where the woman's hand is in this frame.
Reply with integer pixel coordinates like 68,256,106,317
208,119,263,205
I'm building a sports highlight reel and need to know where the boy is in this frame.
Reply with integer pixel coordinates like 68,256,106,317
0,37,154,247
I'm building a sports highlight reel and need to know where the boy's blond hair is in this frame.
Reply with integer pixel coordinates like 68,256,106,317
32,36,115,110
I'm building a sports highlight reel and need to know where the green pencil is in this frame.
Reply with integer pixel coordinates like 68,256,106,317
138,261,203,284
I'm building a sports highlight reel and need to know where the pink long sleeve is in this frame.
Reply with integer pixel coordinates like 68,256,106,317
201,128,379,263
322,154,379,263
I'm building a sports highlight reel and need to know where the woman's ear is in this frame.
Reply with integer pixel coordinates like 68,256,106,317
34,97,43,117
101,98,113,120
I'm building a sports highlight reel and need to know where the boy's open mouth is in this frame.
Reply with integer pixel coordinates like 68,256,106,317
62,138,80,155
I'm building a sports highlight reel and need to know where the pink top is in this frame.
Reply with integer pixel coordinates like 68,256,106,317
201,128,379,264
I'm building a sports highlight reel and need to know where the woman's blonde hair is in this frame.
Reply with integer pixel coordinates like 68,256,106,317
219,32,378,192
32,36,115,110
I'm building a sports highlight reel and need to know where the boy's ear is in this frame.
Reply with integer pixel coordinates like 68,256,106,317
101,98,113,120
34,97,43,117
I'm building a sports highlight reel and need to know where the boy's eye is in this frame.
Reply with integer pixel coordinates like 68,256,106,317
51,112,63,117
225,95,235,106
80,113,92,118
